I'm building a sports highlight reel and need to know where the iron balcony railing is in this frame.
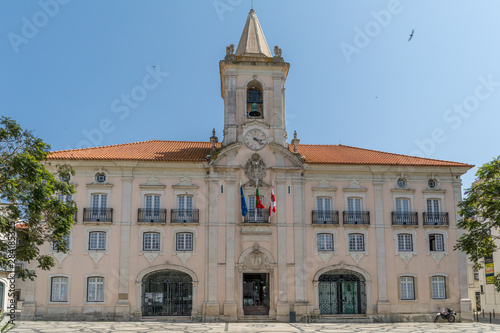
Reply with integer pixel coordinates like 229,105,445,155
83,208,113,222
391,211,418,226
171,209,199,223
312,210,339,225
342,211,370,225
138,209,167,223
423,212,449,226
244,209,270,223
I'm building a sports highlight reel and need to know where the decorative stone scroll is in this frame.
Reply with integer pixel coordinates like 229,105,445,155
239,248,272,272
244,153,267,184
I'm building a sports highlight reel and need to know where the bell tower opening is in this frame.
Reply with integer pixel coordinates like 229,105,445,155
247,80,263,119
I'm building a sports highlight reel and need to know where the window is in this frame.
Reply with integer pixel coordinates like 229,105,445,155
431,276,446,299
143,232,160,251
57,194,72,203
144,194,161,218
348,233,364,252
95,173,106,183
400,276,415,300
317,233,333,251
427,199,440,217
317,197,332,221
176,232,193,251
429,234,444,252
395,198,411,223
89,231,106,250
52,234,70,252
51,277,68,302
428,179,437,188
474,270,479,281
397,178,407,188
87,277,104,302
60,174,70,182
398,234,413,252
90,193,108,221
220,184,224,194
247,195,265,222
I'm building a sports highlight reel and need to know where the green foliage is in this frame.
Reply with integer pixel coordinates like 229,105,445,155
0,117,76,280
456,156,500,290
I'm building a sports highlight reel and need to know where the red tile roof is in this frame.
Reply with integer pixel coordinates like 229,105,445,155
293,144,472,167
48,140,219,162
48,140,472,167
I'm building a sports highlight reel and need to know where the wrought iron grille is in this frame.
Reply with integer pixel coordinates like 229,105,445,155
318,269,366,315
391,211,418,226
342,211,370,225
171,209,199,223
83,208,113,222
423,212,449,226
138,209,167,223
142,271,192,317
244,209,269,223
312,210,339,224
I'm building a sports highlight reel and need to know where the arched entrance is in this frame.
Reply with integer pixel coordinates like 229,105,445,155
318,269,366,315
141,270,192,316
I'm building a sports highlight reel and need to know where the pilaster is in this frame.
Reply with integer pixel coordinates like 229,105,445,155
454,178,473,322
115,175,133,320
373,178,389,313
292,175,307,303
204,171,220,316
223,174,237,320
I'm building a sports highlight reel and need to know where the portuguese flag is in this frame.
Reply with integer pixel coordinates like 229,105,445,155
256,186,266,209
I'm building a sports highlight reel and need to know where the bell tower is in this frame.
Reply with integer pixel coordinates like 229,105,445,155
220,9,290,148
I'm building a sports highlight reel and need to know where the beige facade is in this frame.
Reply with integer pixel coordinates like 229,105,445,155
21,10,473,322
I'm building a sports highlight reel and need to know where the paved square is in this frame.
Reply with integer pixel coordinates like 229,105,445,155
8,321,500,333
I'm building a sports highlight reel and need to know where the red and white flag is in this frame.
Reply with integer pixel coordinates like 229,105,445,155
268,185,276,217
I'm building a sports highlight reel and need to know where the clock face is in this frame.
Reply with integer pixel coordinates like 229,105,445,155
244,129,267,150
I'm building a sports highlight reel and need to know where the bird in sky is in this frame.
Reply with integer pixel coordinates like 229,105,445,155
408,29,414,41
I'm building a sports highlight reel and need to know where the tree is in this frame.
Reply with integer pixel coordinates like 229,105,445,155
0,117,76,280
456,156,500,290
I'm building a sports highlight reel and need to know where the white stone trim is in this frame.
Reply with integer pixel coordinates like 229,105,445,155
425,229,448,266
393,229,417,267
345,229,368,264
313,229,337,265
172,226,198,266
139,225,165,255
83,273,107,305
46,274,71,305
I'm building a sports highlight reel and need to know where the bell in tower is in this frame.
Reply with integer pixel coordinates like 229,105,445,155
247,87,263,118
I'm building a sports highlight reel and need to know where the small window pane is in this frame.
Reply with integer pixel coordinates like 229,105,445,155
87,277,104,302
318,234,333,251
176,233,193,251
143,232,160,251
400,277,415,300
51,277,68,302
398,234,413,252
432,276,446,299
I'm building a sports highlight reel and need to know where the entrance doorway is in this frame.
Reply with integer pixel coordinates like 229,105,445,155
243,273,269,315
318,269,366,315
142,270,192,316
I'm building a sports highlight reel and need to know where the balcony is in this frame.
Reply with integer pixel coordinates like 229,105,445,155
171,209,199,223
312,210,339,225
423,212,449,226
138,209,167,223
391,211,418,226
343,211,370,225
83,208,113,223
244,209,269,223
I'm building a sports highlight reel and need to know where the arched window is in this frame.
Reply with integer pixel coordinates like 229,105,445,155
246,80,263,119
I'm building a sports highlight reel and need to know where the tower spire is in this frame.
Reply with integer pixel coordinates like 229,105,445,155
235,9,272,58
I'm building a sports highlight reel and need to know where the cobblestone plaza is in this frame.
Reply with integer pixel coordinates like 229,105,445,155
9,321,500,333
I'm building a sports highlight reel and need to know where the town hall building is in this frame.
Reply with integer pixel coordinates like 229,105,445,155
20,10,473,322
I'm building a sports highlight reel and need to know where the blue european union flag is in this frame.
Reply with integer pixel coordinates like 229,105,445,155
240,185,248,216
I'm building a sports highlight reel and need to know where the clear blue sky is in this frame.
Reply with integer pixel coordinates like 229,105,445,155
1,0,499,191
